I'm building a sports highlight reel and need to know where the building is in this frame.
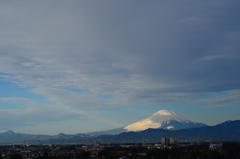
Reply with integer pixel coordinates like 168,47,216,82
161,137,169,146
169,137,178,145
161,137,178,146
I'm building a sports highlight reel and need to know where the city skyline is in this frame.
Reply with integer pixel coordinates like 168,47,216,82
0,1,240,135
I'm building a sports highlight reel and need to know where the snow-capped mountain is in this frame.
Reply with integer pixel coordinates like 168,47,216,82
124,110,206,131
87,110,207,136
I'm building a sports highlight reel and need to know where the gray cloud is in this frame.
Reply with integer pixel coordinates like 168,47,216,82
187,90,240,108
205,105,230,108
33,87,124,109
0,97,84,130
0,1,240,109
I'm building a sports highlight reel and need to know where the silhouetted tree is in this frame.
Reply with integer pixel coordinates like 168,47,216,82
10,154,22,159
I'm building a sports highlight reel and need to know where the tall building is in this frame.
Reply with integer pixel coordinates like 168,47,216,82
161,137,178,146
161,137,169,146
169,137,178,145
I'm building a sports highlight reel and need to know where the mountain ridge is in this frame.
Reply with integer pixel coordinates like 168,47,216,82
87,110,207,135
106,120,240,142
123,110,206,131
1,120,240,143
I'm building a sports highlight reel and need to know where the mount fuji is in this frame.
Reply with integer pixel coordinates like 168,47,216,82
124,110,206,131
87,110,207,136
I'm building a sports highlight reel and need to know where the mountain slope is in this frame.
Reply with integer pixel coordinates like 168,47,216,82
0,131,90,143
102,120,240,142
87,110,207,135
1,120,239,143
124,110,206,131
86,127,126,136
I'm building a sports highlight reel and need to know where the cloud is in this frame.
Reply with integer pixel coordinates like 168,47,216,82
0,1,240,108
187,90,240,108
0,97,29,102
0,97,84,130
33,87,123,109
205,105,230,108
198,55,227,61
190,95,240,104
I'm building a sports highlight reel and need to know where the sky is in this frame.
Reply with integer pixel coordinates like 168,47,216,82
0,1,240,135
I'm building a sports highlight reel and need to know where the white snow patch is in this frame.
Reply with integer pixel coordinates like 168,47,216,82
157,110,172,115
124,110,204,132
124,118,161,131
166,126,174,129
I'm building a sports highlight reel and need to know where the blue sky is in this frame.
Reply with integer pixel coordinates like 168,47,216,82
0,1,240,135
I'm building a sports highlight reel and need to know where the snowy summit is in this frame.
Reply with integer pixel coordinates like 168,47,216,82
124,110,206,131
87,110,207,136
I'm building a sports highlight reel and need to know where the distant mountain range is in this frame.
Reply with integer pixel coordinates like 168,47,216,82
87,110,207,135
2,120,240,144
0,130,90,144
1,110,240,143
96,120,240,143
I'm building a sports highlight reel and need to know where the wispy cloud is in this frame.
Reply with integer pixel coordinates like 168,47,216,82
0,2,239,105
190,94,240,104
0,97,29,102
0,97,85,130
0,1,240,131
205,105,230,108
198,55,227,61
33,87,124,109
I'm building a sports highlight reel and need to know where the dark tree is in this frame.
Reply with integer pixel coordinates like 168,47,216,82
10,154,22,159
